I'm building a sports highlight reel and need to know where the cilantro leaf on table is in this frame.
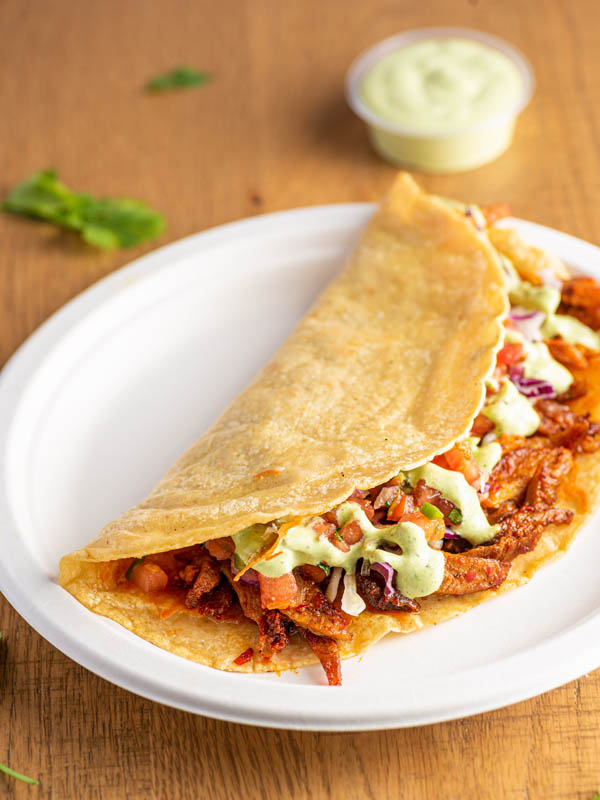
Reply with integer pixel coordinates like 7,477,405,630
2,170,165,249
146,66,211,92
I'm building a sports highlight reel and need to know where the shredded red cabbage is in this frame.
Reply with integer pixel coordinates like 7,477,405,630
509,365,556,398
371,562,395,598
444,528,461,540
239,570,259,586
509,308,539,321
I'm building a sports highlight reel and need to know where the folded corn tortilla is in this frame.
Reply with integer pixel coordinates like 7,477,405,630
60,173,519,672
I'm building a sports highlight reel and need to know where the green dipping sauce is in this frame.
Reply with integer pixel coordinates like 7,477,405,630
360,38,523,134
235,503,445,601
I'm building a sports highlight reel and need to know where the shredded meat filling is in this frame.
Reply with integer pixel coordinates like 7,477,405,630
355,573,420,613
183,554,221,608
485,446,565,509
546,339,589,370
283,575,352,641
559,277,600,331
468,506,574,562
223,565,293,660
535,399,600,453
298,629,342,687
195,578,244,622
525,448,573,506
438,553,510,595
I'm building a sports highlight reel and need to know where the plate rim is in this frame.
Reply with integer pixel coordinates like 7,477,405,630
1,203,600,731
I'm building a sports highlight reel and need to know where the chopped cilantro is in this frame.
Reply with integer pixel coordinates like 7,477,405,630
2,170,165,249
448,507,463,525
401,480,413,494
125,556,145,581
420,502,444,520
146,66,211,92
318,562,331,576
335,530,343,542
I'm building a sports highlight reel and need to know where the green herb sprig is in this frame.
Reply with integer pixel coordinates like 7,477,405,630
2,170,165,249
146,66,211,93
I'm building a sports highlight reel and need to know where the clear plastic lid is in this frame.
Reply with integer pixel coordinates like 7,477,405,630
345,27,535,139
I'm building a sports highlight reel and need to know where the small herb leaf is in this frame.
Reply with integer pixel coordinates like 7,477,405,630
146,66,211,93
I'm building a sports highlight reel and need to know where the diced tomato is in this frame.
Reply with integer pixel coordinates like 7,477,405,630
257,572,298,610
346,490,375,521
496,342,524,367
436,442,482,488
338,520,363,546
397,511,444,541
205,537,235,561
312,520,337,538
471,413,495,438
387,492,414,522
233,647,254,666
130,562,169,593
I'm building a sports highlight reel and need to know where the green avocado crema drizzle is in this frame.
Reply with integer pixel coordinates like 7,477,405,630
234,503,445,600
483,379,540,437
542,313,600,350
406,464,498,545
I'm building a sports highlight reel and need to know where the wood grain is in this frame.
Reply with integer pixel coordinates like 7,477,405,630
1,0,600,797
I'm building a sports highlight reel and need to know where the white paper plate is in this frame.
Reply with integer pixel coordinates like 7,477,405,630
1,204,600,731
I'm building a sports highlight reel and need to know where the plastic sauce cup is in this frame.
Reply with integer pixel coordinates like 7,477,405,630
345,28,535,173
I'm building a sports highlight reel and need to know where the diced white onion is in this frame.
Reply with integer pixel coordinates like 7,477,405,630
341,572,366,616
480,432,497,445
326,567,343,603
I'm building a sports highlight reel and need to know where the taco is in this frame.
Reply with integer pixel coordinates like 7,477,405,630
60,175,600,685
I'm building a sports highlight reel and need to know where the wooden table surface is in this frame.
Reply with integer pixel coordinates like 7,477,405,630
2,0,600,797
